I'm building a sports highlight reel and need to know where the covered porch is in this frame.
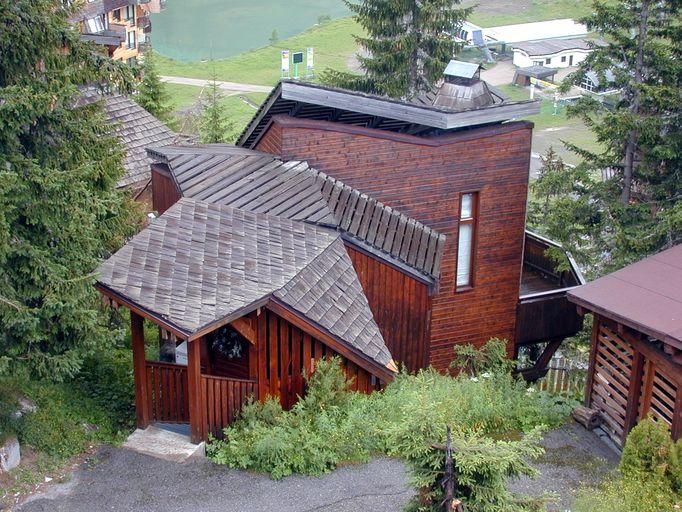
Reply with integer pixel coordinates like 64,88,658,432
96,199,396,443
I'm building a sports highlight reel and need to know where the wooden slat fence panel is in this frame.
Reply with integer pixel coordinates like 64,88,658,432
145,361,189,424
537,354,588,397
589,324,633,441
201,375,256,439
640,366,678,429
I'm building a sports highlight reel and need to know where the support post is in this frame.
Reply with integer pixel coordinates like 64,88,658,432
672,388,682,441
624,348,645,436
187,336,204,444
131,311,150,428
584,315,601,407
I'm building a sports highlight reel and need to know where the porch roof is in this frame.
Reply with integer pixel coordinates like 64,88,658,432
96,198,394,370
148,145,446,282
568,244,682,349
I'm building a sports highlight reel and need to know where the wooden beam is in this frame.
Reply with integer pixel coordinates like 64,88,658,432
624,349,645,436
131,311,150,428
584,315,601,407
230,316,256,345
96,283,189,340
672,388,682,441
186,336,204,444
266,299,396,383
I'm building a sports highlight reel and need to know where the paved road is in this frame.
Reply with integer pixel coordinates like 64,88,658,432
18,449,412,512
160,76,272,95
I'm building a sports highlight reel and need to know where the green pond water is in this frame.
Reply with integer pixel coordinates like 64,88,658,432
150,0,350,62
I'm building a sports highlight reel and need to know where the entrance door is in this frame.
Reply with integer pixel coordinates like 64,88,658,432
569,55,574,66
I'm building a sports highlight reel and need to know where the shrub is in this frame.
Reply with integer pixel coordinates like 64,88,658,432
574,418,682,512
209,349,576,511
75,348,136,431
451,338,516,376
0,377,122,460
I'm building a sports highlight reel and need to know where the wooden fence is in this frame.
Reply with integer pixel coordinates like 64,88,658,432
536,353,588,397
145,360,190,423
200,374,256,439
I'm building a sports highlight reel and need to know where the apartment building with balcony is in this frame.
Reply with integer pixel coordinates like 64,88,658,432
71,1,165,64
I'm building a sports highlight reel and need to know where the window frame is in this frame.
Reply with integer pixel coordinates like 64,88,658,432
126,29,136,49
455,191,479,291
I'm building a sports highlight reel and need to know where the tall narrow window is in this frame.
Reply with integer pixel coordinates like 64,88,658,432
456,192,478,289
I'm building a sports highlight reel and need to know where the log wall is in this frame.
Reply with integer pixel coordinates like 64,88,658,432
345,244,430,371
256,118,532,370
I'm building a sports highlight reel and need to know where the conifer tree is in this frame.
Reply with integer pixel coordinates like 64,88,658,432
135,50,172,121
556,0,681,270
322,0,471,99
0,0,140,379
199,74,235,143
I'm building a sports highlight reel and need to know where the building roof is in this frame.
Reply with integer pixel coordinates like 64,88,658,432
515,66,558,79
512,38,593,57
97,198,394,370
443,60,481,79
237,80,540,148
148,145,446,281
485,19,589,44
80,30,125,47
104,94,179,189
432,81,503,111
69,0,135,22
568,245,682,349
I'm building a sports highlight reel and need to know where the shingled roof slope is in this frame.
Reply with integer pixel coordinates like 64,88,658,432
149,146,445,280
105,94,178,188
78,91,178,189
97,198,393,369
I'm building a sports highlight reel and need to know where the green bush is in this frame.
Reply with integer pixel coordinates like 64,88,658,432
574,418,682,512
451,338,515,376
210,343,576,509
0,377,123,460
76,348,136,431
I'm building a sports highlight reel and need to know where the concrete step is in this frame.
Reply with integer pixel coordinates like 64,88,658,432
122,425,204,463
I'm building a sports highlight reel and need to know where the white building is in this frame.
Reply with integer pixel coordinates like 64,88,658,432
457,18,589,47
512,38,594,69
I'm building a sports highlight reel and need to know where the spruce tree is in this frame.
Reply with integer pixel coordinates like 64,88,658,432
135,50,172,121
0,0,140,379
199,74,235,143
557,0,681,270
323,0,471,99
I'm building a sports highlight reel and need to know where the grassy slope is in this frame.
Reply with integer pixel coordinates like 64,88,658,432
157,18,364,86
467,0,596,27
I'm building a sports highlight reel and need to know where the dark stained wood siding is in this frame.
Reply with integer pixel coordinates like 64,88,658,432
256,307,381,408
151,163,181,214
586,315,682,445
256,118,532,370
345,244,430,371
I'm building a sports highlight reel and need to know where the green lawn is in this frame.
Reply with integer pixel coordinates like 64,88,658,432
165,83,267,135
497,85,601,164
156,18,365,86
467,0,596,27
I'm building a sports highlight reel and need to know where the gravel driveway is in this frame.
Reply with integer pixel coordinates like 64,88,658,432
18,449,412,512
17,423,618,512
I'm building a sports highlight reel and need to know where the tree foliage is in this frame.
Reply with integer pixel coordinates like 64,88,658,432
321,0,471,99
199,73,235,143
0,0,140,380
135,50,172,121
550,0,682,273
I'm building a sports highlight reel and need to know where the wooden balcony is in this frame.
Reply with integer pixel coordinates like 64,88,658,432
516,231,586,349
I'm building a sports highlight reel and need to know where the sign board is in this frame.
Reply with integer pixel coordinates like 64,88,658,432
306,47,314,72
281,50,290,77
530,76,557,89
292,52,304,64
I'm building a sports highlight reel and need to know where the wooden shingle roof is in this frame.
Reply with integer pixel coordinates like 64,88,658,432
97,198,393,369
79,91,178,189
149,146,445,280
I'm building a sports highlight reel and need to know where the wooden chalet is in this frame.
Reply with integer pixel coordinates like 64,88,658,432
568,245,682,446
96,79,587,442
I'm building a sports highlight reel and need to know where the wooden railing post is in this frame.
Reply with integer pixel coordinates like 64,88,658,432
187,336,204,444
131,311,150,428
